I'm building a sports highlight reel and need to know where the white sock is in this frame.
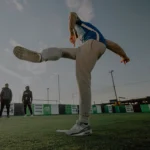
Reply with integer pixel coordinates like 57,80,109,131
79,115,89,124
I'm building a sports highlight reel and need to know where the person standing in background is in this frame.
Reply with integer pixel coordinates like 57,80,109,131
22,86,33,117
0,84,12,118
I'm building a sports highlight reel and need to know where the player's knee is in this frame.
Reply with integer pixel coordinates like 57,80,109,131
41,48,62,61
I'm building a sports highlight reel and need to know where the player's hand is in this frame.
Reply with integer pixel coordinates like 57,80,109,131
121,56,130,64
69,35,76,47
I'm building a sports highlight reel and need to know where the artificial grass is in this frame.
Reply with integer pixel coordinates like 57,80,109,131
0,113,150,150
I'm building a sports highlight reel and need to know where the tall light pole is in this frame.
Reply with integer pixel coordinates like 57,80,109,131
72,93,77,105
47,88,49,104
72,93,75,105
57,74,60,104
109,70,118,101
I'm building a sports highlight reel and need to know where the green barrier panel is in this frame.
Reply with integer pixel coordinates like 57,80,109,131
119,105,126,113
96,105,102,113
27,104,34,115
114,106,120,113
65,105,72,114
51,104,59,114
43,104,51,115
92,105,97,114
125,105,134,113
34,104,43,115
90,106,93,114
140,104,150,113
104,105,109,113
108,105,113,113
71,105,78,114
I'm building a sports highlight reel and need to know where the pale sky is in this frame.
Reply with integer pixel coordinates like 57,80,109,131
0,0,150,104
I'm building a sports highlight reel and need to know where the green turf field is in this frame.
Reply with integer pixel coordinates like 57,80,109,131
0,113,150,150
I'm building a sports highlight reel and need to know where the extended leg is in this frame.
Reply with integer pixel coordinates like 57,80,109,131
13,46,78,62
41,47,78,61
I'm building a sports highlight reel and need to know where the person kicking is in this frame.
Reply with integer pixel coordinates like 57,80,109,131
13,12,130,136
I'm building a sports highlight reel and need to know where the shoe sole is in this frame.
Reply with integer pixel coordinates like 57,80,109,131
56,130,68,133
56,129,92,136
13,46,41,63
69,129,92,136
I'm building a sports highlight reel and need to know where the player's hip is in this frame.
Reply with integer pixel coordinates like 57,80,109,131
23,100,31,104
78,39,106,59
1,99,10,104
81,32,106,45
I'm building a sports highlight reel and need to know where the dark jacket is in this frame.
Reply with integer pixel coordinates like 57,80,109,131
0,87,12,102
22,90,33,103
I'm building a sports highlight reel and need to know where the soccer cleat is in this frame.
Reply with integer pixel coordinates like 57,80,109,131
57,120,92,136
13,46,42,63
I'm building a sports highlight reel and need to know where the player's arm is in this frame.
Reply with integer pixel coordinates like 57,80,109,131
10,89,12,102
22,91,24,103
69,12,79,46
69,12,78,37
0,89,4,101
30,91,33,103
106,39,130,64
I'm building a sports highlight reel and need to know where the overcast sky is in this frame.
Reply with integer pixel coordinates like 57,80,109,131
0,0,149,104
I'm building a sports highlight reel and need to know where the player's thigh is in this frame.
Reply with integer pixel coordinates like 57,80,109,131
27,102,31,108
6,103,10,109
61,47,79,60
76,40,106,72
24,102,27,107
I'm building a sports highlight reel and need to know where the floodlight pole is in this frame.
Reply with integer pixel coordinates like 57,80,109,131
109,70,118,101
47,88,50,104
57,74,60,104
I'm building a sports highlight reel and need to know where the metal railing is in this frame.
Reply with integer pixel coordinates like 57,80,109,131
33,99,58,104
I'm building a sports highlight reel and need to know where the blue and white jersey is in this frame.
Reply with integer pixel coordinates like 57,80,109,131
75,20,106,45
